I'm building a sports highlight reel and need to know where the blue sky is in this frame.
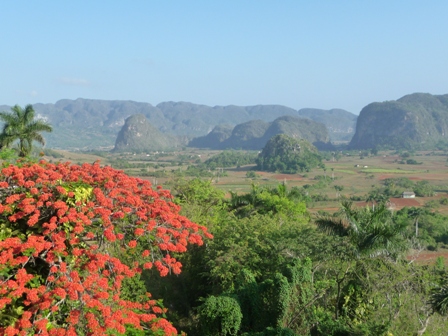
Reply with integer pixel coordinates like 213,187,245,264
1,1,447,114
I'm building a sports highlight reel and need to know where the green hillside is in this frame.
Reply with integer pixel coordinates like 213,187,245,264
350,93,448,149
256,134,323,173
189,115,332,150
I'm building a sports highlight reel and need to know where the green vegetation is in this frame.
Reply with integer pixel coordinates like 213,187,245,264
5,143,448,334
0,104,52,157
395,207,448,249
145,180,448,335
256,135,323,173
361,168,424,174
204,150,258,168
368,178,434,199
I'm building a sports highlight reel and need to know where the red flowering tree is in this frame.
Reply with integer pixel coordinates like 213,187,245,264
0,160,212,335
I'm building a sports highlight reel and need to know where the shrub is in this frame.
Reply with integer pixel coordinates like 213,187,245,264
199,295,243,336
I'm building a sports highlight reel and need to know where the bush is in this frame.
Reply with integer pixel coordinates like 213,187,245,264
199,295,243,336
246,171,258,179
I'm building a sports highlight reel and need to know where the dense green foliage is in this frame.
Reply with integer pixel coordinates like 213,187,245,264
256,135,323,173
203,151,258,168
198,295,243,336
368,177,434,199
130,178,448,335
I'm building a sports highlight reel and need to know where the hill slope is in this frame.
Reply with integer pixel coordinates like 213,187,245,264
113,114,181,152
349,93,448,149
189,115,331,150
297,108,357,141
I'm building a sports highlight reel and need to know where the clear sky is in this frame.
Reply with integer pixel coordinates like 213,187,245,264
1,1,447,114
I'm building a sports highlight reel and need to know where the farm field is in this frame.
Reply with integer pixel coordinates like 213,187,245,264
43,148,448,265
46,148,448,212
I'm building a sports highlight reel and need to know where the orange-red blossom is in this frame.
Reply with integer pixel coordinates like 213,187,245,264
0,161,212,335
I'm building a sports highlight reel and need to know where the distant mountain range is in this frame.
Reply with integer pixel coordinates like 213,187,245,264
0,99,356,150
3,93,447,152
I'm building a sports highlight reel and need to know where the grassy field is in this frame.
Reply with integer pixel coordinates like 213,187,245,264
46,148,448,210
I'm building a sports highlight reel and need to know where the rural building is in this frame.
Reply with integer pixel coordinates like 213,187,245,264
402,191,416,198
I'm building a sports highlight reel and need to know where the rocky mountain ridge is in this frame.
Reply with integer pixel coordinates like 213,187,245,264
0,99,356,150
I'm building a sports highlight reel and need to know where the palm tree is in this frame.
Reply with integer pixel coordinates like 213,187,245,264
408,207,426,238
316,201,410,321
0,104,52,157
316,201,409,259
430,277,448,316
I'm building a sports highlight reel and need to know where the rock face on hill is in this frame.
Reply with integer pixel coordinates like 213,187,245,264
189,115,331,150
113,114,181,152
349,93,448,149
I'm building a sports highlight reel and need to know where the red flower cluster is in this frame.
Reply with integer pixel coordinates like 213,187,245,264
0,161,212,335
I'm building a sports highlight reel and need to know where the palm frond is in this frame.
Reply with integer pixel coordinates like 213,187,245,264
23,104,36,124
27,121,53,133
430,281,448,315
315,217,349,237
29,133,45,146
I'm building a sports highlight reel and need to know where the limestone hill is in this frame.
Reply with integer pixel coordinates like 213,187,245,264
350,93,448,149
113,114,182,152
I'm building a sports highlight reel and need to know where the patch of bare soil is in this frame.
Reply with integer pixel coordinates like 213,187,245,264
388,197,421,207
272,174,303,181
407,249,448,265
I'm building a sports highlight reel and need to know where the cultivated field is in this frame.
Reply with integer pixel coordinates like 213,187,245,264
45,148,448,266
45,148,448,213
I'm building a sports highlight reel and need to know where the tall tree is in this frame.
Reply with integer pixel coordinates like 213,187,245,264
0,104,52,157
316,201,409,259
